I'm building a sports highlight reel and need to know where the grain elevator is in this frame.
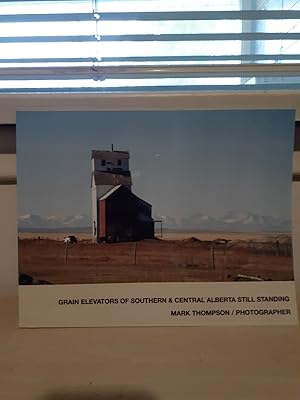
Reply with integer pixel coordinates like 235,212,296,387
91,148,154,243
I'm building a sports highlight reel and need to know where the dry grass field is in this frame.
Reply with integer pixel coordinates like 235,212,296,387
18,232,294,284
18,231,279,242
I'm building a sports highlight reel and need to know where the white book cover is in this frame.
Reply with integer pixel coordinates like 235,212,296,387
16,110,299,327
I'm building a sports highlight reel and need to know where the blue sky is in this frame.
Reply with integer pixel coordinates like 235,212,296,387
16,109,295,219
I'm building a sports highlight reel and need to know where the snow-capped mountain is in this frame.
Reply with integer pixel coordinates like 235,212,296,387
157,211,291,232
18,214,91,230
181,214,217,230
153,215,179,230
59,214,91,227
218,211,290,231
18,214,47,229
18,211,290,232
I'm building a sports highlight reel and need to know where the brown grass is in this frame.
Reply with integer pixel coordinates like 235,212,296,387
18,231,286,242
18,236,294,284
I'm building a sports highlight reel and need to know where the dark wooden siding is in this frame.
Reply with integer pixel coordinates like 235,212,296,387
98,186,154,242
98,200,106,238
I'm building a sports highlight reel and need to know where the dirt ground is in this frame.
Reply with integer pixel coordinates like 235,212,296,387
18,234,294,284
18,231,282,242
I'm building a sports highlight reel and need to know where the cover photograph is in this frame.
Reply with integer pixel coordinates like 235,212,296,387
16,109,298,327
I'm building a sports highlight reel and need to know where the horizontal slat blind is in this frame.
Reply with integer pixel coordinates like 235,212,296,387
0,10,299,22
0,0,299,93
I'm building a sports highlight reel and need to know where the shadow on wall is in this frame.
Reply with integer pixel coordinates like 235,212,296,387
0,124,16,154
42,388,157,400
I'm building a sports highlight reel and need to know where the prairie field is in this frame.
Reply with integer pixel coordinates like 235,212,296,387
18,231,282,242
18,231,294,284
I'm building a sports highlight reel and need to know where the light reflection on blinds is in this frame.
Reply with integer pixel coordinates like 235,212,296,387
0,0,298,93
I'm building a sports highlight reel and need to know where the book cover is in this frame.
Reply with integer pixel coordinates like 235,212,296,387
17,109,298,327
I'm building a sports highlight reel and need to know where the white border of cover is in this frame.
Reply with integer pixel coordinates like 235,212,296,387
0,91,299,326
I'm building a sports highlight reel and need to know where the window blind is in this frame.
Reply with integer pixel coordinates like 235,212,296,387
0,0,299,93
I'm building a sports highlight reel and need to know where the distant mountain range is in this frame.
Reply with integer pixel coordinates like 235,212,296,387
18,211,291,232
179,211,291,232
18,214,91,232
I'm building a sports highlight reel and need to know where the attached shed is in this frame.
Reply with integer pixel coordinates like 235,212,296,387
97,185,154,242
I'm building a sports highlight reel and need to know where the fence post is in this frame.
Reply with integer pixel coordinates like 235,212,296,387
211,243,215,270
275,240,280,256
65,242,69,263
134,242,137,265
222,242,227,281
